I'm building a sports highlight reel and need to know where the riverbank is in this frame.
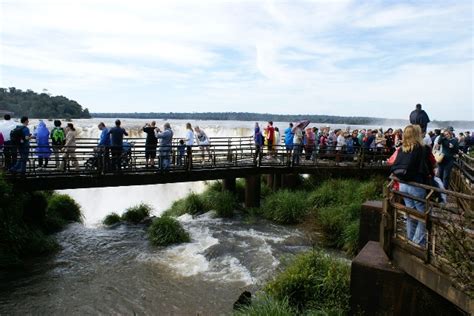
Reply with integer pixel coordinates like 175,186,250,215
0,175,83,270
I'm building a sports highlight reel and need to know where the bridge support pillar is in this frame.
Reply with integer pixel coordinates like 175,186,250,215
265,174,274,191
350,241,404,315
245,175,261,208
281,174,299,190
222,177,236,193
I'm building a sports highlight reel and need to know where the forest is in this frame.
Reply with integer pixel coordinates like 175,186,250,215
0,87,91,119
92,111,472,128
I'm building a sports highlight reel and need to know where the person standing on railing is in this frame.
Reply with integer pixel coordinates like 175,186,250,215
97,122,110,172
184,122,194,169
305,127,315,160
156,123,173,170
284,123,294,153
108,119,128,172
335,130,346,162
274,127,281,153
254,122,264,162
34,120,52,170
51,120,66,169
390,125,435,246
264,121,275,156
409,103,430,133
59,123,79,171
8,116,32,174
0,114,18,170
143,121,158,168
436,127,459,189
194,126,211,162
292,125,303,166
177,139,185,166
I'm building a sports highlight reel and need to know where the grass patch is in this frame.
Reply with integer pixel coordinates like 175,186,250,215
234,295,294,316
261,190,310,224
306,178,382,255
264,250,350,313
202,190,238,218
121,203,152,224
148,216,190,246
103,212,122,226
47,194,83,223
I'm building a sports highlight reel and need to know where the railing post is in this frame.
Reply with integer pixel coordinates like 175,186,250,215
187,146,193,171
227,139,232,163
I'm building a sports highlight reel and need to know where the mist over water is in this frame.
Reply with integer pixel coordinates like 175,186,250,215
61,182,207,226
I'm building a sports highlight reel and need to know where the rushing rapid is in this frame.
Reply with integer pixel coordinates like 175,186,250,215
0,212,311,314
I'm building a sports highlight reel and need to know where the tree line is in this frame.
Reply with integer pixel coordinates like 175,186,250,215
0,87,91,119
92,112,472,128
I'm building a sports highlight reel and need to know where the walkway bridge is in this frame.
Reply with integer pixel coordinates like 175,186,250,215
353,154,473,314
4,136,391,194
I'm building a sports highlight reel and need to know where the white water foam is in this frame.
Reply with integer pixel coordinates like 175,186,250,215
138,212,255,285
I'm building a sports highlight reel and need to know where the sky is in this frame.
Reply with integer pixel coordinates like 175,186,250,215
0,0,472,120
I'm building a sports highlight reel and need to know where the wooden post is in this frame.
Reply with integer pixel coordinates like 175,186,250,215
223,177,236,193
273,174,282,191
245,175,261,208
266,174,274,191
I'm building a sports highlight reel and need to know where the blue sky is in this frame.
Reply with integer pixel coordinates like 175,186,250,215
0,0,472,120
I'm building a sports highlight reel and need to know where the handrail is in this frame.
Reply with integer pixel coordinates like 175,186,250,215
388,175,474,201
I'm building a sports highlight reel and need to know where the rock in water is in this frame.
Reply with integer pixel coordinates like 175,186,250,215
233,291,252,310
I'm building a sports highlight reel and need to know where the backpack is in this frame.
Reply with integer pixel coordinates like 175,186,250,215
10,126,26,145
51,127,65,146
391,145,431,183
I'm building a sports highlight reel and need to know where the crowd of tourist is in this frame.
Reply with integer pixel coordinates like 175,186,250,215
0,103,472,181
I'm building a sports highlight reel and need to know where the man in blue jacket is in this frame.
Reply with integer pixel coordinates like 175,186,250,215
97,122,110,172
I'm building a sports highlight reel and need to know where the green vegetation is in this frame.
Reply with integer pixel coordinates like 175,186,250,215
0,87,91,119
121,203,152,224
309,178,382,256
265,250,350,314
102,212,122,226
47,194,83,223
162,181,240,218
202,190,238,218
148,216,190,246
234,295,294,316
235,251,351,316
0,176,82,268
261,190,310,224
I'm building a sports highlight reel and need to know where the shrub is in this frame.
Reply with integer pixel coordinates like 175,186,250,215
121,203,152,224
47,194,83,223
343,220,360,256
317,205,350,248
202,190,238,218
148,216,190,246
265,250,350,313
234,295,294,316
103,212,122,226
261,190,310,224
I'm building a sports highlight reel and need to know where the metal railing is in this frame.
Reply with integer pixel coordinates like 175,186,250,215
0,136,392,177
385,176,474,295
